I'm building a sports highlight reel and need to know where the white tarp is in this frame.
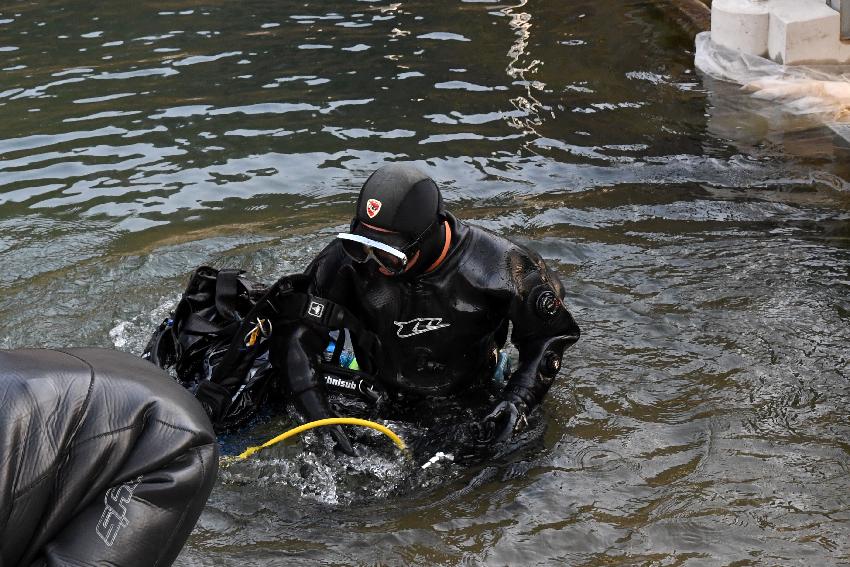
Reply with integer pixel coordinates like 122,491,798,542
694,32,850,125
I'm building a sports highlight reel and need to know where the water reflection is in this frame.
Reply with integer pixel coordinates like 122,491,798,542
501,0,547,143
1,0,850,565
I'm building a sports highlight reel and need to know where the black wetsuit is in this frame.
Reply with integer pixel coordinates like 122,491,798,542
0,348,218,567
280,213,580,419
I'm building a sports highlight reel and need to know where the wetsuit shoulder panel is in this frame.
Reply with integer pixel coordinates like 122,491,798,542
0,348,217,567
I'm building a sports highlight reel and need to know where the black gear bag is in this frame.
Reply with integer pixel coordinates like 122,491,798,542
143,266,383,430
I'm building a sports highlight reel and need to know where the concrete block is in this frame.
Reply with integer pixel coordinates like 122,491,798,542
712,0,771,57
769,1,843,64
841,40,850,61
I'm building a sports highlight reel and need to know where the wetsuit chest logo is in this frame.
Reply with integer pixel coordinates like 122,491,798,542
366,198,382,219
394,317,450,338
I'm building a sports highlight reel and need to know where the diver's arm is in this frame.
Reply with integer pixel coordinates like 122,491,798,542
270,242,359,455
481,257,580,444
505,334,575,410
506,262,580,409
271,321,357,456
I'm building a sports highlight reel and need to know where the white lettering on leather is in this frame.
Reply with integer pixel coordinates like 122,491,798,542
96,476,143,547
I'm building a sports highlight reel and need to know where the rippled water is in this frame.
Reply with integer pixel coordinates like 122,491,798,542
2,0,850,565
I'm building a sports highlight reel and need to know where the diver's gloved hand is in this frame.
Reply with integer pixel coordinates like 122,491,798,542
296,388,358,457
476,398,528,446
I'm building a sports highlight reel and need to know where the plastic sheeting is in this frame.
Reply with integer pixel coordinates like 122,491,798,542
695,32,850,122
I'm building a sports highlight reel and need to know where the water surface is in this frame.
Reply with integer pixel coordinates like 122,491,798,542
1,0,849,565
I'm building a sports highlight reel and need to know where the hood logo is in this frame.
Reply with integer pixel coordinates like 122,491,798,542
394,317,450,338
366,198,382,219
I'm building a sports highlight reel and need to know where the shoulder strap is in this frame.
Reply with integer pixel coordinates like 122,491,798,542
208,275,299,389
215,269,244,322
180,313,231,335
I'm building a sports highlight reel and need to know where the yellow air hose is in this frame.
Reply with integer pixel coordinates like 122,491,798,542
236,417,409,460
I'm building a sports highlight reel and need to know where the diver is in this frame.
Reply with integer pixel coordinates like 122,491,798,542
195,163,580,457
0,347,218,566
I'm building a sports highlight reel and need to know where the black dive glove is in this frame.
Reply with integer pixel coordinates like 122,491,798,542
476,396,529,446
296,388,358,457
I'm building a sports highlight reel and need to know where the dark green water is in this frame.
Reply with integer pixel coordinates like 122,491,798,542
2,0,850,565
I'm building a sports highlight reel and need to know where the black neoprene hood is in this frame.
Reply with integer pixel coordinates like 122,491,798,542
353,163,444,243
